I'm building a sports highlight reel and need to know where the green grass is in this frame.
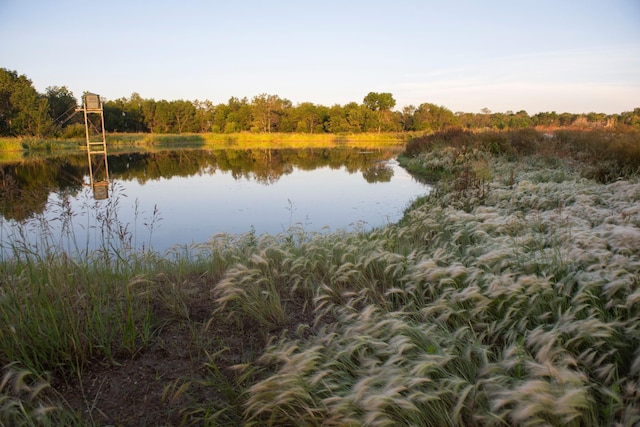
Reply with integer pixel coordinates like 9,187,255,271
109,131,412,149
1,130,639,425
0,138,23,152
0,132,411,154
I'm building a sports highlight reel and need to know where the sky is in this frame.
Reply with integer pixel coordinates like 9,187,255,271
1,0,639,114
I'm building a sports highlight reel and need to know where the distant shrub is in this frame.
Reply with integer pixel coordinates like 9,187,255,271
551,129,640,182
403,128,474,157
405,128,640,183
479,131,510,155
508,128,543,156
20,138,51,152
60,123,85,139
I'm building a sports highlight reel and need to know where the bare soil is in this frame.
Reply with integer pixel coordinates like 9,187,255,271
51,275,315,426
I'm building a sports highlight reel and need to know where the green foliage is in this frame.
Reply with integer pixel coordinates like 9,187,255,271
2,67,640,425
413,102,460,132
363,92,396,111
363,92,397,133
2,67,640,142
46,86,80,134
0,68,54,137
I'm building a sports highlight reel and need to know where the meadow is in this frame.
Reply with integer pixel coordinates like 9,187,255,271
0,129,639,426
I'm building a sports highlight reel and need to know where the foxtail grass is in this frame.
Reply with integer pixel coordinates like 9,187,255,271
1,139,640,425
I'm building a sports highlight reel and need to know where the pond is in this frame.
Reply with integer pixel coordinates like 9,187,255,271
0,147,430,253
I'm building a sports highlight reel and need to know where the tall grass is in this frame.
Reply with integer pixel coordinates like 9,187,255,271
0,189,161,376
1,130,639,425
228,153,640,426
0,364,83,426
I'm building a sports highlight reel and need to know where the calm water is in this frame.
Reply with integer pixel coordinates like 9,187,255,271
0,147,430,253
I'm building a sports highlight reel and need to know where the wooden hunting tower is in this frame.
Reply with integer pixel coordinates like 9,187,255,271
79,93,109,199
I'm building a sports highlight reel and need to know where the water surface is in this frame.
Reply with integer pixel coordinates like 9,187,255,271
0,147,430,252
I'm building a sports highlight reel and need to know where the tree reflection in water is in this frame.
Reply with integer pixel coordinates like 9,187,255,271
0,148,401,221
1,147,430,251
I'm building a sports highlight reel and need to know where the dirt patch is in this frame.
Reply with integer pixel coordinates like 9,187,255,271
50,273,316,426
55,323,214,425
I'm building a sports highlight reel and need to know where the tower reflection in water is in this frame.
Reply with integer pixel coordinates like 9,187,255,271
78,93,110,200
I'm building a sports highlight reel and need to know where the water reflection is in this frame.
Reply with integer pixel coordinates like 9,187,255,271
1,148,400,220
1,147,429,252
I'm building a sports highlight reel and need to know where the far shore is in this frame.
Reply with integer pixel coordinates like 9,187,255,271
0,132,413,156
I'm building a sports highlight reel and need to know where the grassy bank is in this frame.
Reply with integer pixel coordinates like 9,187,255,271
1,129,639,425
0,132,411,155
110,131,412,147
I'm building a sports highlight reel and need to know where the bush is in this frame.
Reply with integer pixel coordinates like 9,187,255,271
60,123,85,139
550,129,640,182
403,128,474,157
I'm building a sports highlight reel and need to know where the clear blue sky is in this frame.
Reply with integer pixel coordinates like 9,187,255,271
1,0,639,114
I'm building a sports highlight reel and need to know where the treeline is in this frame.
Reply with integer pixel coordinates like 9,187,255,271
2,67,640,138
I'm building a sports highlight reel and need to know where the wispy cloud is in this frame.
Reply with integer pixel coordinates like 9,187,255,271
395,45,640,113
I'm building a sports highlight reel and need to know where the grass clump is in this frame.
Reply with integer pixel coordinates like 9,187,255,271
0,364,82,426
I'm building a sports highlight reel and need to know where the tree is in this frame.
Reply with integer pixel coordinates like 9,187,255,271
153,100,174,133
285,102,328,133
413,103,459,132
251,94,290,133
193,100,215,133
103,98,128,132
346,102,369,133
399,105,416,131
171,100,197,134
125,92,148,132
214,97,252,133
508,110,532,129
619,108,640,128
104,94,149,132
45,86,79,131
141,98,157,133
363,92,396,133
0,68,53,136
533,111,559,127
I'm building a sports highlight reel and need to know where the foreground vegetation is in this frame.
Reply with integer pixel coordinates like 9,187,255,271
1,129,639,425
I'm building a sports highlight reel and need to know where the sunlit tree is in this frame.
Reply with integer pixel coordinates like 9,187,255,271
193,100,215,133
363,92,396,133
619,108,640,128
284,102,328,133
252,94,291,133
413,103,459,132
399,105,416,131
0,68,53,136
45,86,79,132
